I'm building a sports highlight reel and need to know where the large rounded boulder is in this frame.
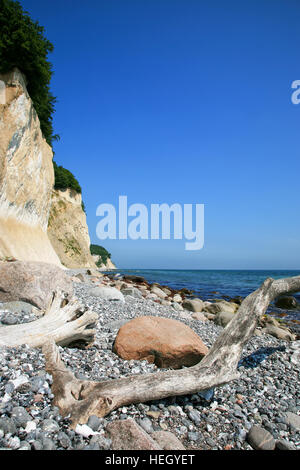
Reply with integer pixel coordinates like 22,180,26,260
113,316,209,369
0,261,73,310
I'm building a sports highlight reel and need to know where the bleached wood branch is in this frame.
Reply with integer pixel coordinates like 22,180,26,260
0,291,98,348
43,276,300,428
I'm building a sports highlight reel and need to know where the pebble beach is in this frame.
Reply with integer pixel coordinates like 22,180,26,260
0,270,299,451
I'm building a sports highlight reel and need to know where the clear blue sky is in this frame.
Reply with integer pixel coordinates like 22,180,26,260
20,0,300,269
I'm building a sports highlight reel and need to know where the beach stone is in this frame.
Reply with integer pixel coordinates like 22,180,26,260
171,302,183,311
260,315,281,327
205,300,237,315
160,299,171,306
0,261,73,310
136,418,154,434
203,312,215,321
151,431,186,450
0,417,17,435
262,325,295,341
0,301,32,315
105,319,129,331
41,437,56,450
90,435,112,450
87,415,102,432
106,418,162,450
10,406,31,427
1,313,18,325
191,312,208,321
188,432,199,442
113,316,209,368
57,431,71,449
41,419,60,433
290,350,300,365
146,411,161,419
150,286,167,299
173,294,182,303
121,287,143,299
275,439,296,450
274,296,298,310
86,269,103,278
182,298,204,312
18,441,31,450
75,424,98,438
6,436,20,449
284,412,300,431
198,388,215,401
161,287,172,295
31,440,43,450
247,425,276,450
188,409,201,425
88,286,124,302
214,311,235,327
74,273,85,282
10,375,29,390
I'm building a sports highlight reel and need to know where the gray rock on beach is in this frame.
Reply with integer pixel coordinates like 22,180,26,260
106,418,162,450
151,431,186,450
182,298,204,312
247,425,276,450
213,311,235,327
0,301,33,316
121,287,143,299
88,286,125,302
150,285,168,299
204,300,237,315
284,412,300,431
0,261,73,310
262,324,296,341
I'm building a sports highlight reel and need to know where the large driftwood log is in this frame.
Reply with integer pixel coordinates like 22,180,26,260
0,292,98,348
43,276,300,428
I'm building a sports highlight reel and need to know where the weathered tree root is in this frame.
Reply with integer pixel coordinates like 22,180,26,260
43,276,300,428
0,291,98,348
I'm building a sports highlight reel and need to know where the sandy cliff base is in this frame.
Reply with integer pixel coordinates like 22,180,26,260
0,217,62,266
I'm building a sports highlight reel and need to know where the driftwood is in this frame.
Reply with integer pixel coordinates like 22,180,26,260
43,275,300,428
0,292,98,348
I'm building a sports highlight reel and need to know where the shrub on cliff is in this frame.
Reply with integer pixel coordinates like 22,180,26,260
53,161,82,194
90,244,111,267
0,0,58,145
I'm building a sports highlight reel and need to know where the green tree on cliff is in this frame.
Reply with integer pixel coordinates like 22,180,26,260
53,161,82,194
90,244,112,267
0,0,58,145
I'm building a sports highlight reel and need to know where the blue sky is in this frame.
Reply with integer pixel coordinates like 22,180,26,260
20,0,300,269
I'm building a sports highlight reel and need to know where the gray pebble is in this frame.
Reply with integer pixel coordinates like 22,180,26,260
87,415,102,432
41,419,60,433
11,407,31,428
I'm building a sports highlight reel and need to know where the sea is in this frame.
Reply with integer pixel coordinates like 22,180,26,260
104,269,300,331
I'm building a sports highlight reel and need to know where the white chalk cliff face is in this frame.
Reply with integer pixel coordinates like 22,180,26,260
0,69,61,265
47,188,96,269
0,68,99,269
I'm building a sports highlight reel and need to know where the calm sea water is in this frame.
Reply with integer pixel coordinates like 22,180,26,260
104,269,300,324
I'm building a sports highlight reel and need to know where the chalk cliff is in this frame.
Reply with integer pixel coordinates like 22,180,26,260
0,68,61,265
47,189,96,269
0,68,103,270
